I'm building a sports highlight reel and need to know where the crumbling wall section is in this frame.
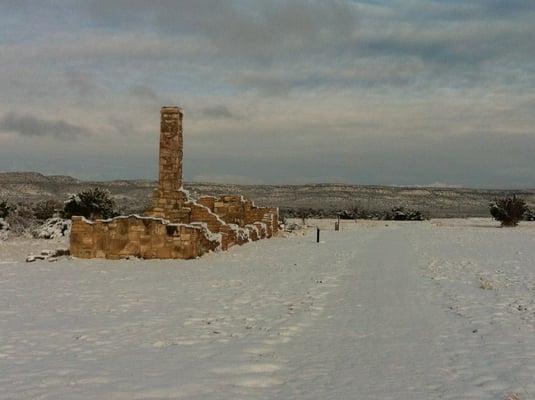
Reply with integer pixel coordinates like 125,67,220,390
198,195,279,237
186,201,247,250
70,215,219,260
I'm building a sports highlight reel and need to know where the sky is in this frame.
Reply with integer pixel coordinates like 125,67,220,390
0,0,534,187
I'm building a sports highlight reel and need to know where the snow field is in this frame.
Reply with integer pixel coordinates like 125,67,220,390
1,219,534,399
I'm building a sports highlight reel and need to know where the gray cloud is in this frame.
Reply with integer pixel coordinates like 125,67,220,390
234,72,295,96
64,70,100,97
81,0,357,61
3,1,534,94
128,85,158,100
394,0,535,22
0,112,91,139
478,0,534,17
1,1,535,187
200,105,237,119
355,23,535,67
184,129,535,188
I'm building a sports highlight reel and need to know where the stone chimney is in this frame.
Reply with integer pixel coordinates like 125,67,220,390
159,106,183,191
145,106,188,222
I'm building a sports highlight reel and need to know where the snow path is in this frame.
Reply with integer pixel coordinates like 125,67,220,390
276,227,456,399
1,220,534,399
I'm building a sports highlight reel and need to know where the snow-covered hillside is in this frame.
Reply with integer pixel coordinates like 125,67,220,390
1,219,534,399
3,172,535,217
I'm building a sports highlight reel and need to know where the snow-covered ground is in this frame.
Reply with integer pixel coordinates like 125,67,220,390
1,219,534,399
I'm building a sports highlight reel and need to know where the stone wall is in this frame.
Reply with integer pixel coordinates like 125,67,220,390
198,195,279,236
186,201,252,250
70,106,280,260
70,215,219,260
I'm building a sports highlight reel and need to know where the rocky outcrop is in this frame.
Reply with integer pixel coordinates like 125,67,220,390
32,218,71,239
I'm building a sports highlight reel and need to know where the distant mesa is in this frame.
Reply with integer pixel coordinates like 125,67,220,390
0,171,80,185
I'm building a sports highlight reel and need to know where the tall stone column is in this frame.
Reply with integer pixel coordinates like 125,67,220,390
145,106,189,222
159,106,183,191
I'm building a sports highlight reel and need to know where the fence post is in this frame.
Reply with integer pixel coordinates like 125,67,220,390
316,227,320,243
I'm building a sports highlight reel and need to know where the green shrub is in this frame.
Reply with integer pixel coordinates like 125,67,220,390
490,195,527,227
63,187,117,220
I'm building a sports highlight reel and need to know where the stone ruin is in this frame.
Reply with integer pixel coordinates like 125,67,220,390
70,106,278,260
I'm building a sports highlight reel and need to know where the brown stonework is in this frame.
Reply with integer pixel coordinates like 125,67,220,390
70,106,279,260
246,224,260,241
198,195,279,236
70,215,219,260
145,107,188,221
160,106,183,190
185,201,245,250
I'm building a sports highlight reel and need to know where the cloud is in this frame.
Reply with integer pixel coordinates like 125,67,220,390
478,0,535,17
64,70,99,97
233,72,294,96
200,105,236,119
0,112,91,139
82,0,357,60
355,22,535,66
0,1,535,187
185,128,535,187
128,85,158,100
2,1,534,96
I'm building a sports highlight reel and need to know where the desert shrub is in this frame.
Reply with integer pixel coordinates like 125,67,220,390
338,207,380,220
296,208,311,222
5,202,37,236
0,217,9,240
337,207,426,221
279,206,427,221
523,208,535,221
33,199,62,221
338,207,359,220
62,187,117,220
277,209,287,224
384,207,426,221
0,200,12,218
490,195,527,227
115,198,151,216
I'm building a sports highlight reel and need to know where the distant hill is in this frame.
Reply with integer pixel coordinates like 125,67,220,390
1,171,534,217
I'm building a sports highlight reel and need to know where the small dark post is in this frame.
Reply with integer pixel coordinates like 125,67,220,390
316,227,320,243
